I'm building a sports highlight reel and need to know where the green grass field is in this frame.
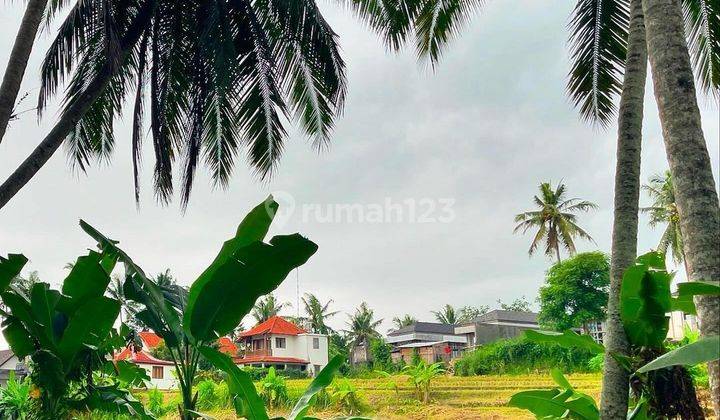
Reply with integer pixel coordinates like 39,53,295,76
145,373,603,419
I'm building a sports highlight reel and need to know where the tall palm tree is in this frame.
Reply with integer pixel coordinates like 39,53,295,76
107,275,141,328
514,182,598,263
301,293,339,335
0,0,48,142
251,293,289,324
154,269,176,288
641,171,685,267
345,302,382,366
0,0,347,210
431,304,458,325
392,314,417,330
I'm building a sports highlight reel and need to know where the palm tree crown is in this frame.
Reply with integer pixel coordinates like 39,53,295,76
431,304,458,325
41,0,347,207
301,293,339,335
641,171,684,265
345,302,382,350
392,314,417,330
251,293,289,324
514,182,597,263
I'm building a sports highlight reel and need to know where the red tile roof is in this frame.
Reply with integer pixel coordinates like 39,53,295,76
139,331,162,348
114,348,174,366
240,316,306,337
218,337,238,355
235,355,309,365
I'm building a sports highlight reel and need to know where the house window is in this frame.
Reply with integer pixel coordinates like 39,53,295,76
275,337,286,348
312,337,320,349
152,366,164,379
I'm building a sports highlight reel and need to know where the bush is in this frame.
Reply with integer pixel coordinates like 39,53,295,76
145,388,168,417
587,353,604,372
259,367,288,408
196,380,218,411
0,372,33,419
331,379,364,415
454,337,596,376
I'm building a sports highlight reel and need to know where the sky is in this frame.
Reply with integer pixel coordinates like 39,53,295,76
0,1,718,340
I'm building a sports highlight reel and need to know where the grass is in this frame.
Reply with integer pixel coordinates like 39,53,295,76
136,373,603,419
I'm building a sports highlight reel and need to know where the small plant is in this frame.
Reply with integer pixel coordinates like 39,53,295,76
0,372,32,419
403,360,445,403
260,367,289,408
145,388,167,417
374,370,400,396
195,379,218,411
331,378,363,415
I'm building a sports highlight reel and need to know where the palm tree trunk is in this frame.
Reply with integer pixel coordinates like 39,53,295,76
555,246,561,264
642,0,720,415
600,0,647,418
0,0,157,210
0,0,48,143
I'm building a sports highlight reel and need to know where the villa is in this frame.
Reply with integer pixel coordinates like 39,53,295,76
454,310,540,348
387,322,467,364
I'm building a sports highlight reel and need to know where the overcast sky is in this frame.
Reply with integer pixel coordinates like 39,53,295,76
0,1,718,340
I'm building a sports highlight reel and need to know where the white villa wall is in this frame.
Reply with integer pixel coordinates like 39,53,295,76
297,334,328,375
0,355,19,371
139,364,177,390
270,334,300,358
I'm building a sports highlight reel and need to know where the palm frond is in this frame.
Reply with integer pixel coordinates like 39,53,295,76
413,0,485,66
682,0,720,96
567,0,629,125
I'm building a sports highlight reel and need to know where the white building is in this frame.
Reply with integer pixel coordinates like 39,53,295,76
114,347,177,389
235,316,329,376
0,349,25,386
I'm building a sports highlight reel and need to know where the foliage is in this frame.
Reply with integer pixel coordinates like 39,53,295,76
145,389,168,418
454,336,597,376
0,372,33,419
513,182,597,262
0,251,150,419
587,354,604,373
369,339,393,371
328,333,350,375
524,330,605,355
345,302,382,365
81,196,317,420
196,380,218,411
431,304,458,324
403,360,445,403
259,367,289,408
641,171,685,265
331,378,363,415
508,369,600,420
300,293,339,335
38,0,347,207
538,252,609,331
638,336,720,374
252,293,291,324
458,305,489,322
497,296,533,312
392,314,417,330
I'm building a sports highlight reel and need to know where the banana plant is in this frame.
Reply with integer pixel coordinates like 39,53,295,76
0,251,151,419
81,196,319,420
512,252,718,419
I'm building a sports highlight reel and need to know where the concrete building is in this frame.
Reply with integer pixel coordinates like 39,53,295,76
454,310,539,348
387,322,467,363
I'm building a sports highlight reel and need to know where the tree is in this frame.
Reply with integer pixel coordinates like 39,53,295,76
301,293,339,335
457,305,489,322
0,0,48,142
497,297,532,312
643,0,720,413
154,269,176,288
514,182,598,263
107,275,142,328
369,338,393,370
431,304,458,324
345,302,382,366
538,252,610,331
392,314,417,330
251,293,290,324
641,171,685,266
0,0,347,210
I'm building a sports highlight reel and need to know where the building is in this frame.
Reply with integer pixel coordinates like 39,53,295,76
454,310,539,348
0,349,25,386
114,347,177,389
387,322,467,364
235,316,329,376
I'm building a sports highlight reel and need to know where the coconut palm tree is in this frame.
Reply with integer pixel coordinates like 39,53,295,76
0,0,48,142
642,171,685,266
251,293,290,324
345,302,382,366
154,269,176,288
392,314,417,330
107,275,142,328
0,0,347,209
513,182,598,263
301,293,339,335
431,304,458,325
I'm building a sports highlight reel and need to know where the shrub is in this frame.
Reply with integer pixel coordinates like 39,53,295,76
331,379,363,415
587,353,604,372
259,367,288,408
277,368,309,379
146,388,167,417
403,361,445,403
0,372,33,419
454,337,596,376
196,380,217,411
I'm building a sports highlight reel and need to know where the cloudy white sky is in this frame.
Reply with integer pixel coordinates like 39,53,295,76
0,1,718,338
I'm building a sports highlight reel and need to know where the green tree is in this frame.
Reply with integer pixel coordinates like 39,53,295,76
497,297,533,312
251,293,290,324
514,182,598,263
345,302,382,366
370,338,393,371
538,252,610,331
107,275,142,328
457,305,489,322
392,314,417,330
0,0,348,210
301,293,339,335
641,171,685,267
431,304,458,324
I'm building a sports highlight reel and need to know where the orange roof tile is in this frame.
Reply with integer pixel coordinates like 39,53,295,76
114,348,173,366
240,316,306,337
139,331,162,348
218,337,238,355
235,355,309,365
